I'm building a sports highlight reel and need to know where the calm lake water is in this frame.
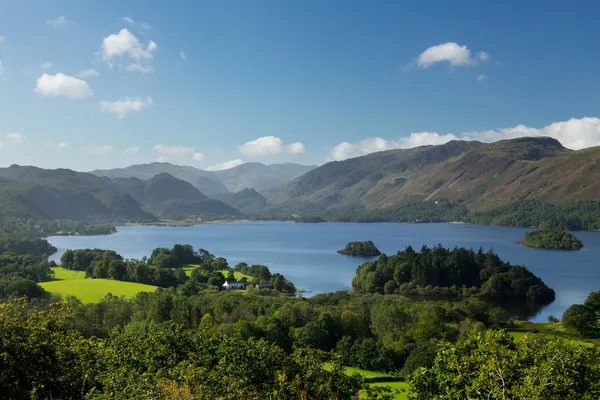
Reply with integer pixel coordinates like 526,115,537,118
47,222,600,322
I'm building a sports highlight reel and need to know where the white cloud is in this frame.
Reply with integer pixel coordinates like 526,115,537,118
0,35,5,42
412,42,489,68
0,60,4,75
239,136,306,156
77,69,100,78
85,145,113,155
47,16,70,27
40,62,52,69
205,159,246,171
122,16,135,24
154,144,195,156
57,142,68,149
99,29,157,72
122,146,140,154
125,63,153,73
477,74,487,82
34,73,92,99
6,132,25,144
193,152,205,161
329,117,600,161
139,23,151,31
100,96,152,118
180,51,186,60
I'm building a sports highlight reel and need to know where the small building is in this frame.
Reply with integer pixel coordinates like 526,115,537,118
223,281,245,290
255,283,272,290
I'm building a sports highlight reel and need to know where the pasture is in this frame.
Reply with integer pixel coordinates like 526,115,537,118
41,267,158,303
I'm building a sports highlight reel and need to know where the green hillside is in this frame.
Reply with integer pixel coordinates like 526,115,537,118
267,137,600,213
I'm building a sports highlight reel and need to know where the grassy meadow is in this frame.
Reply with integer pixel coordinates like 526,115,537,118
507,320,598,347
322,362,408,399
183,265,251,281
41,267,158,303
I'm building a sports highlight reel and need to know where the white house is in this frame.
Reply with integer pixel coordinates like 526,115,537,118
223,281,246,290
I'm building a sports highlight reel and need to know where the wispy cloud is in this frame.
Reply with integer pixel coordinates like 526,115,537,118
6,132,25,144
180,51,187,60
154,144,195,156
121,146,140,154
100,96,153,118
77,69,100,78
40,61,52,69
47,16,71,28
205,159,246,171
84,145,113,155
239,136,305,156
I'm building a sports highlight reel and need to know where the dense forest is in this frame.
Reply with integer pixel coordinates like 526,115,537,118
522,229,583,250
352,245,555,304
338,241,381,257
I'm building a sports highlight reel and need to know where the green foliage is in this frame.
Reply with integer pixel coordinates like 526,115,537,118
0,300,97,399
352,245,555,304
338,240,382,257
0,230,57,257
409,330,600,399
562,291,600,337
0,254,56,299
0,299,363,399
522,229,583,250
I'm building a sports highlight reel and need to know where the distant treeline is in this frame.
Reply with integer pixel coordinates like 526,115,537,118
286,200,600,231
0,216,116,237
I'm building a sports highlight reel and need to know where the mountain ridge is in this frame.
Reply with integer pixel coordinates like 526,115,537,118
266,137,592,212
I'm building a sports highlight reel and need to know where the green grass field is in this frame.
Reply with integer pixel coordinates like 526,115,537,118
322,363,408,399
508,321,597,347
52,267,86,280
42,267,158,303
183,265,250,281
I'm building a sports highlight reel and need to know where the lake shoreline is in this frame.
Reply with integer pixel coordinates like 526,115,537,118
123,219,252,227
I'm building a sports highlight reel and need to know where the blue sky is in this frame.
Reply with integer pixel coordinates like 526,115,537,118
1,0,600,171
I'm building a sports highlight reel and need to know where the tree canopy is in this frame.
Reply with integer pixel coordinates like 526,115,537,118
338,241,382,257
522,229,583,250
352,245,555,304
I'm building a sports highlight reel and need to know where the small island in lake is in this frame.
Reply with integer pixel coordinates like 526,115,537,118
521,229,583,250
338,241,381,257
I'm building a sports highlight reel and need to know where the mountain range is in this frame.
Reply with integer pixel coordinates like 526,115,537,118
3,137,600,223
91,162,316,195
267,137,596,212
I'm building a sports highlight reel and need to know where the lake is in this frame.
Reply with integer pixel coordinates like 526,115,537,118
47,221,600,322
